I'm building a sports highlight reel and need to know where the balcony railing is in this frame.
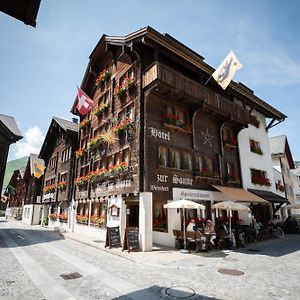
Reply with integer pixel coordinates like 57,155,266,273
143,63,248,124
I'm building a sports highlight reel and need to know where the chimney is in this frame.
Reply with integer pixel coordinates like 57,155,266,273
72,118,78,124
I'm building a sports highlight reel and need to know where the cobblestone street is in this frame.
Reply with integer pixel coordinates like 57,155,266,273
1,218,300,300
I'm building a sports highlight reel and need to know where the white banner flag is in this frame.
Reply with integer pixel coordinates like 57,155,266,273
212,51,243,90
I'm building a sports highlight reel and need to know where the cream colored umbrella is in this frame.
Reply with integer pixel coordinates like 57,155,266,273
212,201,250,246
164,199,205,253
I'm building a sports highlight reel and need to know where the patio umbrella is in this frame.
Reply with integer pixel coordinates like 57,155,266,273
212,201,250,246
286,203,300,209
164,199,205,253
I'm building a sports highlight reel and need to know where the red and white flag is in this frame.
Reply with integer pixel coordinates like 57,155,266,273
76,86,94,116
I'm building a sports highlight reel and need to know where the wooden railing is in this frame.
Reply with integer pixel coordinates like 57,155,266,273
143,63,248,124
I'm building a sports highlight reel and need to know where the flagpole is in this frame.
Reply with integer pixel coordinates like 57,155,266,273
204,75,213,86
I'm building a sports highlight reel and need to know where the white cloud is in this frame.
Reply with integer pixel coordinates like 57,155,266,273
15,126,45,158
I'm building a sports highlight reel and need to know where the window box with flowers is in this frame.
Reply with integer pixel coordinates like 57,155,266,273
57,181,67,191
251,175,271,187
43,184,56,194
228,172,239,182
87,135,104,150
276,182,285,192
79,119,91,130
90,215,106,227
59,212,68,223
49,213,58,221
95,68,111,88
153,218,167,231
75,147,86,158
112,117,132,135
94,103,109,117
76,214,88,225
198,168,219,179
87,168,108,183
223,137,237,148
74,175,89,187
162,115,192,133
114,78,136,98
108,162,129,177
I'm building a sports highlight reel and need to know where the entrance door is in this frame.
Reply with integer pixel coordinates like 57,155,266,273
126,202,139,228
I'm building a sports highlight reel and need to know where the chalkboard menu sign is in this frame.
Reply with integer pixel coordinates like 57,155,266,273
122,227,140,253
105,226,121,249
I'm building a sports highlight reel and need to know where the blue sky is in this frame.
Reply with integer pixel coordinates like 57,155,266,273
1,0,300,161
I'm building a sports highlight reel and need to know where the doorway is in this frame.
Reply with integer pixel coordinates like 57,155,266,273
126,202,139,228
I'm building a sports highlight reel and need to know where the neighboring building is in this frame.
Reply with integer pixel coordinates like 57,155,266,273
0,114,22,195
0,156,28,214
290,169,300,215
238,104,288,221
70,27,281,249
22,154,44,225
6,167,26,218
0,0,41,27
270,135,295,203
39,117,78,229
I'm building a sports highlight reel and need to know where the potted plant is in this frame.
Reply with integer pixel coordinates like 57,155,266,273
79,119,91,129
59,212,68,222
74,175,89,187
43,184,56,194
49,213,58,221
95,68,110,88
57,181,67,190
75,147,86,158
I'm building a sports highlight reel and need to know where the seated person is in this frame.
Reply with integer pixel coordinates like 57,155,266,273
233,219,245,247
186,219,197,232
204,219,216,246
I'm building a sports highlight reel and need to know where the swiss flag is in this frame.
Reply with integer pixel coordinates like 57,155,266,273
76,87,94,116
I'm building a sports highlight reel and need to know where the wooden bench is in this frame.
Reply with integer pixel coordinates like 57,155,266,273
173,230,206,252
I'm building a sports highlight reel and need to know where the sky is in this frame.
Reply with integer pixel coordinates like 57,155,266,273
1,0,300,161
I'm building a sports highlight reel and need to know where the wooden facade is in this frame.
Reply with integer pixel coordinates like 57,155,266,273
39,117,78,208
72,27,286,235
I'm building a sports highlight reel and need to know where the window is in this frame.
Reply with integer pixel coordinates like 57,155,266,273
195,154,204,172
222,127,236,146
251,169,271,186
123,148,130,163
170,149,181,169
250,139,263,155
49,156,57,169
153,200,167,232
163,104,189,127
62,147,71,162
60,173,67,182
182,152,193,171
158,146,168,167
115,152,122,165
226,162,237,180
206,157,214,173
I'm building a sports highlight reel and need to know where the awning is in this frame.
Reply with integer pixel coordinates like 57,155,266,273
212,185,267,203
248,189,288,204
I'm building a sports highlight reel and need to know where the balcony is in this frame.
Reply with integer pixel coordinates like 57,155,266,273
143,63,249,124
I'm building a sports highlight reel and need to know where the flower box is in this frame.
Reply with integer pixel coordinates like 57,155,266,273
251,176,271,186
87,168,108,182
57,181,67,190
94,103,109,117
251,147,263,155
75,147,86,158
162,123,192,134
80,119,91,129
198,169,219,179
59,213,68,222
95,69,110,88
112,117,132,135
74,175,89,186
49,213,58,221
43,184,56,194
76,215,88,224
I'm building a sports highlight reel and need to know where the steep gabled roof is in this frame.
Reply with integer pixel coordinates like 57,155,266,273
39,117,79,161
269,135,295,169
0,114,22,143
72,26,285,122
53,116,79,133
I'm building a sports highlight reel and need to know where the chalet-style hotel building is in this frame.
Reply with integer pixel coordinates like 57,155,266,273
71,27,286,250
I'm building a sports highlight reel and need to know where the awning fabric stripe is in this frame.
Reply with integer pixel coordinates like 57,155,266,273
248,189,288,204
212,185,267,203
